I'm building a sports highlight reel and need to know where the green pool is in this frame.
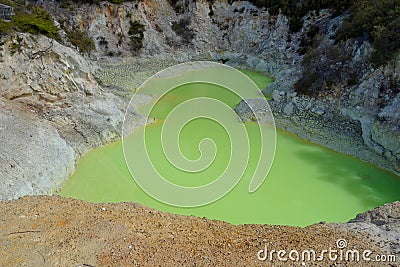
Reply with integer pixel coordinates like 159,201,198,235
59,68,400,227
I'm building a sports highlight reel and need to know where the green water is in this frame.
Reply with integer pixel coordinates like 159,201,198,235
59,69,400,227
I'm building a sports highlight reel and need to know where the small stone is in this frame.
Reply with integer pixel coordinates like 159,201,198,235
272,90,284,102
101,207,106,211
311,108,325,116
283,103,295,115
286,91,297,101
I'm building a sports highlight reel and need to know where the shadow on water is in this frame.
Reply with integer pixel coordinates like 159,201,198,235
294,147,400,208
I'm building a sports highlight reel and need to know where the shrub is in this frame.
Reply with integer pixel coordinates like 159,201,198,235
292,0,400,96
59,0,101,5
59,0,74,10
128,20,145,51
171,18,194,44
65,29,95,54
0,0,16,7
336,0,400,66
109,0,124,4
58,0,136,7
167,0,184,13
234,0,353,32
294,35,357,96
13,7,60,40
0,19,12,37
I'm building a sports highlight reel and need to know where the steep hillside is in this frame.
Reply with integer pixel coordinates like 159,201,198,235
0,32,150,199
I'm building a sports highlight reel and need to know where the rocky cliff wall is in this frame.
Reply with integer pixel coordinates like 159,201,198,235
58,0,398,173
0,33,149,199
54,0,298,67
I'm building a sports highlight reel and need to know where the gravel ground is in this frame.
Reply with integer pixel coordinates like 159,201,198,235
1,196,398,266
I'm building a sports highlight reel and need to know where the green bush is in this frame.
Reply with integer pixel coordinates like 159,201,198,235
0,19,12,37
58,0,75,10
109,0,124,4
292,0,400,96
336,0,400,66
171,18,194,44
167,0,185,13
58,0,135,6
294,35,356,96
128,20,145,51
233,0,353,32
0,0,16,7
65,29,95,54
13,7,60,40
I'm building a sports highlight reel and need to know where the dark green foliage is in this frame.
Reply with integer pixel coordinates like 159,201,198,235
58,0,136,7
171,18,194,44
59,0,99,5
238,0,353,32
294,35,357,96
109,0,125,4
58,0,74,10
299,24,319,54
128,20,145,51
0,2,60,40
0,0,16,7
167,0,185,14
336,0,400,66
65,29,95,54
128,20,144,36
294,72,319,95
0,19,12,37
13,7,60,40
59,0,126,5
292,0,400,96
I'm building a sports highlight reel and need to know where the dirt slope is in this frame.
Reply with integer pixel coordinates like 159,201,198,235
1,196,398,266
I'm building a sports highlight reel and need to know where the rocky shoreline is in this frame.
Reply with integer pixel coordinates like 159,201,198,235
0,0,399,265
96,54,400,176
